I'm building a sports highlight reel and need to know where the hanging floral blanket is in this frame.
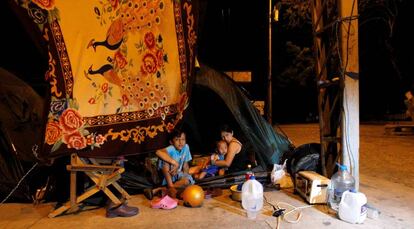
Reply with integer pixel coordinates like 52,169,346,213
15,0,198,158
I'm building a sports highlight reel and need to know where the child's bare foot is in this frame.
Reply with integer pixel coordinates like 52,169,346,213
167,187,178,199
218,169,225,176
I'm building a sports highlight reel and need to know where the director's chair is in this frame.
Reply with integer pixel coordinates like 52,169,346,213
48,153,131,218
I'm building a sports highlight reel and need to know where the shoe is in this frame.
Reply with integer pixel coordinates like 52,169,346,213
106,203,139,218
150,195,178,210
106,200,127,210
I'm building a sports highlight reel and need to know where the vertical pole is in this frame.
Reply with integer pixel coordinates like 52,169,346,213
267,0,273,124
311,0,329,177
338,0,359,190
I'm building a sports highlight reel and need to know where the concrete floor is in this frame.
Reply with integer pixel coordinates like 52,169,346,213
1,124,413,228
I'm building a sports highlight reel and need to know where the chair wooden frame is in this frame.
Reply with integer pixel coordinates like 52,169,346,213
48,154,131,218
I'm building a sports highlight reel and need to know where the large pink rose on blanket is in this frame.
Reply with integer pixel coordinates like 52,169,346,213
59,108,85,133
63,131,87,150
45,121,62,145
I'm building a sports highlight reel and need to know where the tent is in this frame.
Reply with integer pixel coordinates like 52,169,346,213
183,64,293,187
185,64,292,169
119,64,293,191
0,0,293,201
0,68,46,202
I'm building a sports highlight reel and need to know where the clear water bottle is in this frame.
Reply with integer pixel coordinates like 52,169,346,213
245,164,254,181
328,164,355,211
241,176,263,219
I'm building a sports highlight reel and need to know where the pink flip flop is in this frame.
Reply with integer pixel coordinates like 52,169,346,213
150,195,178,210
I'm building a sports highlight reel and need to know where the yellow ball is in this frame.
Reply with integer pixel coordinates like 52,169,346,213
182,185,204,207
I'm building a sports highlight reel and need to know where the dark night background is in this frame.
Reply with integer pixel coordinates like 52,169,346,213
1,0,414,124
197,0,414,123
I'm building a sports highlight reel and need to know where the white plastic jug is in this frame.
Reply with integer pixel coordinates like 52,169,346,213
338,190,367,224
241,176,263,219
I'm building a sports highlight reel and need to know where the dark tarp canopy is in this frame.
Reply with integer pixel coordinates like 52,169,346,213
185,64,293,187
0,68,46,202
185,64,292,168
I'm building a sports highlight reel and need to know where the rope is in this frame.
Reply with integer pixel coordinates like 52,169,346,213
0,162,38,205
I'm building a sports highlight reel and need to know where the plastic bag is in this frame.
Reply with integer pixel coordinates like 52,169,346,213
270,159,287,185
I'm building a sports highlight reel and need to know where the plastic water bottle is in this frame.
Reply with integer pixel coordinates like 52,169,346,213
241,176,263,219
338,190,367,224
328,164,355,211
245,164,254,180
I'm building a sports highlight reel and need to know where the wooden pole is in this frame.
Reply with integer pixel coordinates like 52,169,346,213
311,0,329,177
338,0,360,190
267,0,273,124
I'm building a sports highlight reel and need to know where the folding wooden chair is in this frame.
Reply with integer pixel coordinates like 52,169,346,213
48,153,131,218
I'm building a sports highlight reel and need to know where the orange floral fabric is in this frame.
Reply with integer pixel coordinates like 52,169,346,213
16,0,197,158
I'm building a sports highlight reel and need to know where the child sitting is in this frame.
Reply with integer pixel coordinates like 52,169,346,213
157,130,195,188
144,130,195,201
195,140,228,179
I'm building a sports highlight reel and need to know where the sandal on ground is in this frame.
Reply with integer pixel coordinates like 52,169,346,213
150,195,178,210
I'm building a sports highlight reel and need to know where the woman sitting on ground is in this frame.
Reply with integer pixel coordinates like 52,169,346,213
211,124,249,173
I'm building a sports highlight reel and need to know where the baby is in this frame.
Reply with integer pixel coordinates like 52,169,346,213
195,140,227,179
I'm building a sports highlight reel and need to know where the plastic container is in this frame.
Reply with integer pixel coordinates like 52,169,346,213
338,190,367,224
245,164,254,180
241,176,263,219
328,164,355,211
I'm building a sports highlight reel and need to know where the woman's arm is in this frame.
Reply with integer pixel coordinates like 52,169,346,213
214,141,241,168
156,148,179,175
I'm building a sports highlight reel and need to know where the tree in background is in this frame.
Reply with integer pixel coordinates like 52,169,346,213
273,0,407,120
